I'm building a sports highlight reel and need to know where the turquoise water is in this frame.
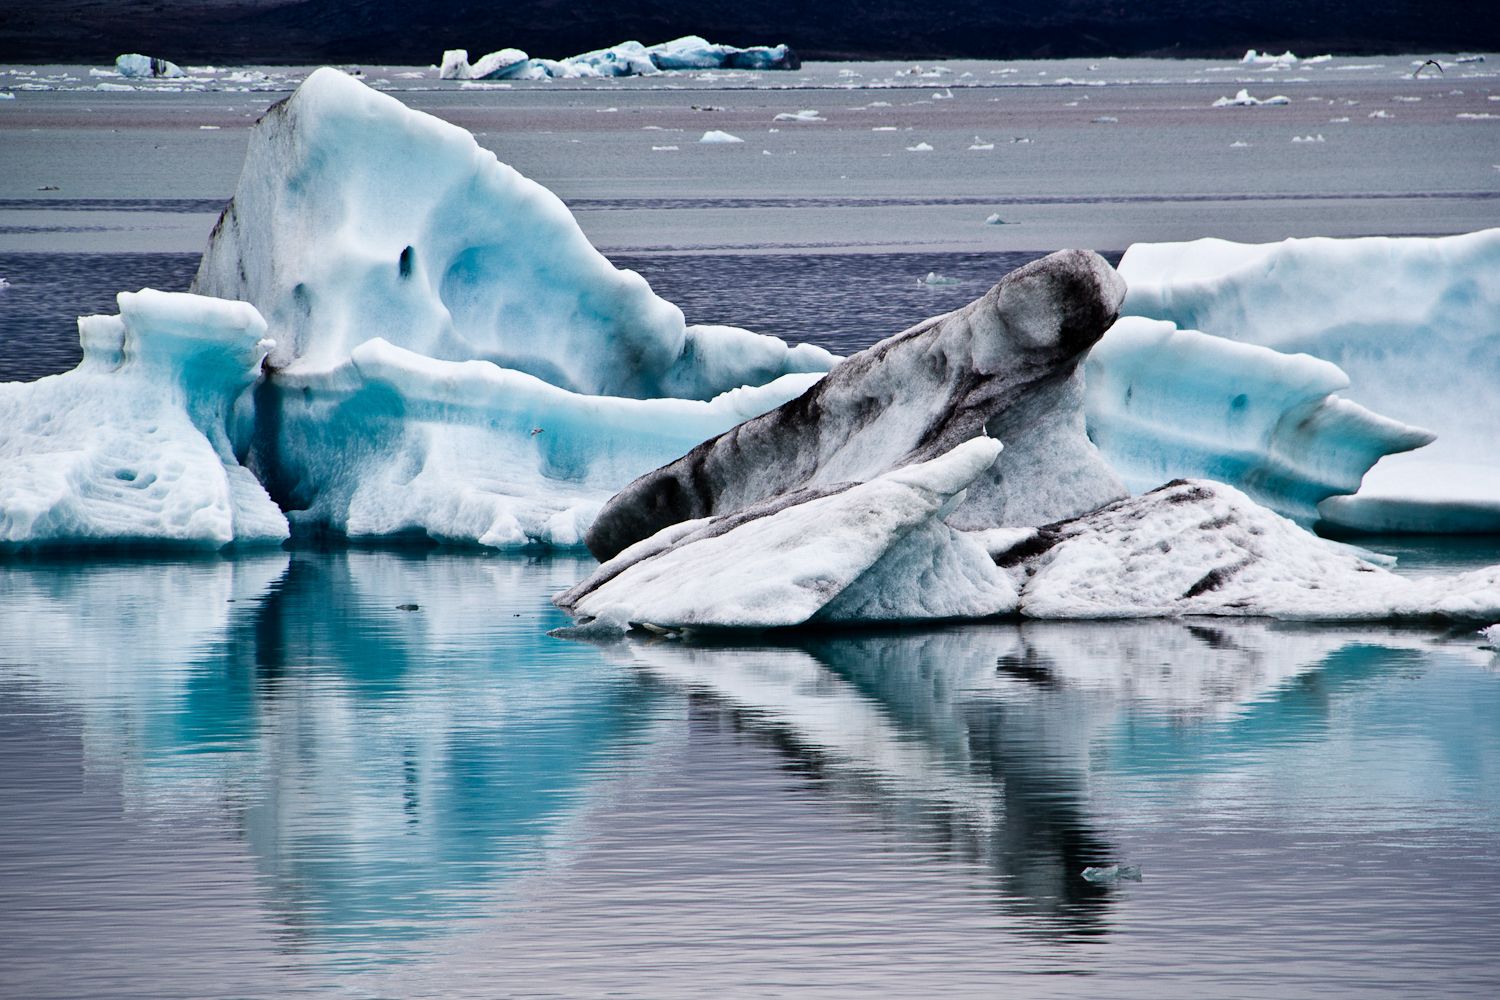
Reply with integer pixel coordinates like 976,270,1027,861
3,548,1499,997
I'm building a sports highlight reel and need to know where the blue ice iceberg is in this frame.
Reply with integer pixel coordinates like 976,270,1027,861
0,290,287,551
438,36,799,81
115,53,185,79
188,68,832,547
1118,229,1500,533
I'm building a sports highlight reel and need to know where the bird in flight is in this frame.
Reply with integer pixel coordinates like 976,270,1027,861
1413,59,1444,78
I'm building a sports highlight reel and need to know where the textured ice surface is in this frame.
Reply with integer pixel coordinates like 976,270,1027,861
1119,230,1500,532
559,438,1019,629
0,290,287,551
586,250,1127,561
999,479,1500,621
1087,317,1433,524
194,69,832,397
189,69,831,547
266,339,823,548
1212,89,1290,107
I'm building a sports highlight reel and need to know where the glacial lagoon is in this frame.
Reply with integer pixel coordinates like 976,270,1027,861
4,54,1500,996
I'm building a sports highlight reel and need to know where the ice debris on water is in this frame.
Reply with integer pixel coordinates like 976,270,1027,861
919,272,961,286
1082,865,1143,883
1241,49,1299,66
115,53,185,79
968,137,995,150
700,130,744,144
1481,625,1500,647
1292,134,1326,143
773,109,824,122
984,213,1007,225
439,36,799,81
1213,89,1290,107
905,141,934,151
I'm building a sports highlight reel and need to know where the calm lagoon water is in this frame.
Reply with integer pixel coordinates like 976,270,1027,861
3,549,1500,998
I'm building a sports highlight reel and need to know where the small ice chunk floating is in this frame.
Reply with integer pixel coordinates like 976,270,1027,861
115,53,185,79
5,69,1500,628
439,36,799,81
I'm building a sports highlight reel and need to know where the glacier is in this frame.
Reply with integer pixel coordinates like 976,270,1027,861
585,250,1130,562
0,290,287,551
1118,229,1500,533
438,36,799,81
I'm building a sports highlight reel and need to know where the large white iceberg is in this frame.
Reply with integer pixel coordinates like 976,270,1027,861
191,68,832,547
1118,230,1500,532
0,290,287,551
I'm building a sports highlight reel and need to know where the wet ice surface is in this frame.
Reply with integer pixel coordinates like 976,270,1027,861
3,550,1500,998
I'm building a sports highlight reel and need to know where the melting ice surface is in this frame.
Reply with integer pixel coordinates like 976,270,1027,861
4,550,1500,997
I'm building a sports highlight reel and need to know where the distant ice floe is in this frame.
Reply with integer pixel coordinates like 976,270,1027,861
773,109,824,122
1118,229,1500,533
115,53,185,79
1213,89,1290,107
1240,49,1300,66
699,130,744,143
439,36,799,81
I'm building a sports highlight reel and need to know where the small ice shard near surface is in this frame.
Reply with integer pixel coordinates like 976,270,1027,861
984,213,1006,225
773,109,824,122
557,438,1020,629
1292,134,1326,142
998,479,1500,622
115,53,185,79
700,129,744,143
1369,109,1393,118
1118,229,1500,533
1091,116,1118,123
969,138,995,150
0,290,287,551
96,82,136,92
1213,89,1290,107
584,250,1128,562
919,271,960,286
1086,317,1434,525
1230,140,1251,147
1082,865,1142,883
906,141,934,151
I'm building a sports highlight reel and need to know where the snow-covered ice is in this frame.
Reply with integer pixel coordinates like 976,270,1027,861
584,251,1128,562
0,290,287,551
1119,229,1500,533
699,130,744,143
438,36,798,81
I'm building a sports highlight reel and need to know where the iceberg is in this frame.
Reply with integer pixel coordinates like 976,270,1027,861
1240,49,1299,66
584,250,1129,562
0,290,287,551
437,36,799,81
115,53,185,79
558,438,1020,629
1118,230,1500,533
188,68,831,548
1085,317,1434,525
1212,89,1290,107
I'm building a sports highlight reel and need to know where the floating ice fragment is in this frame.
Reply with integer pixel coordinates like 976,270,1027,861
700,130,744,143
1213,89,1290,107
905,141,934,151
984,213,1006,225
1458,113,1500,120
1230,140,1251,147
1091,116,1118,123
1292,133,1326,142
651,145,679,151
1241,49,1299,66
115,53,185,79
95,82,135,92
0,92,13,100
1329,116,1350,122
872,126,898,131
1082,865,1143,883
1369,109,1393,118
968,137,995,150
919,272,960,285
1456,55,1486,64
932,89,953,100
198,125,220,130
1481,625,1500,647
773,109,824,122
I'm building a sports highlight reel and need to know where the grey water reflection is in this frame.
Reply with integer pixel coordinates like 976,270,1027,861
4,551,1500,996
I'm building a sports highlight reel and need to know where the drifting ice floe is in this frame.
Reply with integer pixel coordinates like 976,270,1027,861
0,291,287,551
699,130,744,143
1118,229,1500,533
115,53,185,79
1240,50,1299,66
583,251,1129,562
439,36,799,80
1212,89,1290,107
187,68,832,547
